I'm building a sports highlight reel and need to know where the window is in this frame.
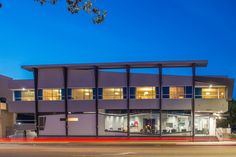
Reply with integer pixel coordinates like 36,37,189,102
169,87,184,99
103,88,123,100
163,86,192,99
42,89,62,101
200,87,225,99
71,88,93,100
39,116,46,130
14,89,35,101
136,87,156,99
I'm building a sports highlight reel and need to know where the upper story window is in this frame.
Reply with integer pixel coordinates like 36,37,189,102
14,89,35,101
170,87,184,99
41,89,62,101
135,87,156,99
195,86,225,99
102,88,124,100
163,86,192,99
70,88,94,100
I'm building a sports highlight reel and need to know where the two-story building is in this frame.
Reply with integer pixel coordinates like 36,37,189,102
6,60,234,137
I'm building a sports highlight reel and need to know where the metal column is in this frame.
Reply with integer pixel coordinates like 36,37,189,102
158,65,163,137
63,67,69,137
192,64,196,139
33,68,39,137
126,66,130,137
94,66,99,137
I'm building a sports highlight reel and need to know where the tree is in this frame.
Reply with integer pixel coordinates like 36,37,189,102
1,0,107,24
228,100,236,127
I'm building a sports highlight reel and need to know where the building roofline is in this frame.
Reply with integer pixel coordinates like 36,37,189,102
22,60,208,71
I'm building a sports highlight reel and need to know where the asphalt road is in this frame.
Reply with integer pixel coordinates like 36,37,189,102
0,144,236,157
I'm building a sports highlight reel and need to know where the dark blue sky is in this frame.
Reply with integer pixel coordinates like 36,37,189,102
1,0,236,97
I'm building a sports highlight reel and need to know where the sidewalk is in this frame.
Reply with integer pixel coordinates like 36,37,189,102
0,137,236,146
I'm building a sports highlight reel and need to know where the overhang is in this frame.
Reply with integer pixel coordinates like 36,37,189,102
22,60,208,71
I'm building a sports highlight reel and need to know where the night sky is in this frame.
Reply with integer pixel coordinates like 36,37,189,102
1,0,236,97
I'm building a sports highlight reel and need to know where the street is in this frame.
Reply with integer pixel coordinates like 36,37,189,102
0,144,236,157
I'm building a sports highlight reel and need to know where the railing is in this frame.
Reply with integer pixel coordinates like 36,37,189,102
215,128,224,141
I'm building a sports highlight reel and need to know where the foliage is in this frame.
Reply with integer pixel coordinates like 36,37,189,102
35,0,107,24
0,0,106,24
217,100,236,129
228,100,236,127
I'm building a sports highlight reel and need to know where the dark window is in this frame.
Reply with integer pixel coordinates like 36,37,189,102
130,87,136,99
185,86,192,98
14,91,21,101
163,87,169,98
195,87,202,98
93,88,96,99
38,89,43,100
98,88,103,99
38,116,46,130
156,87,159,99
123,87,127,99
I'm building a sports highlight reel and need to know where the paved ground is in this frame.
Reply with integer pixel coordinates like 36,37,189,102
0,144,236,157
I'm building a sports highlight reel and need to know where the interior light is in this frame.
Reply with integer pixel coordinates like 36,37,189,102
209,84,213,88
85,92,90,96
68,117,79,122
114,92,119,95
206,92,210,95
144,91,149,95
22,88,26,91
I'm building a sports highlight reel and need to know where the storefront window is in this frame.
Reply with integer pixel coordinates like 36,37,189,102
103,88,123,100
42,89,62,101
71,88,93,100
130,110,160,136
98,109,127,136
136,87,156,99
162,111,192,136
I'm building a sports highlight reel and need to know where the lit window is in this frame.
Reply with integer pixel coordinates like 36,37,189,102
103,88,123,100
201,87,225,99
170,87,184,99
71,88,93,100
136,87,156,99
43,89,62,101
21,90,35,101
14,89,35,101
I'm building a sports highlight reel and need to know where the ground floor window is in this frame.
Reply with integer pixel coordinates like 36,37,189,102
98,109,128,136
130,110,160,136
161,111,192,136
195,114,216,136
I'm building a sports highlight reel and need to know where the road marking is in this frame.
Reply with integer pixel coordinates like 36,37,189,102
73,152,136,156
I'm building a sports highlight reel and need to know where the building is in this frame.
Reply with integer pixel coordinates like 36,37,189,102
0,75,15,138
4,60,234,137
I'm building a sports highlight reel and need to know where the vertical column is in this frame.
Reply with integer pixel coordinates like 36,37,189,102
63,67,68,137
158,64,163,137
126,66,130,137
192,64,196,139
33,68,39,137
94,66,99,137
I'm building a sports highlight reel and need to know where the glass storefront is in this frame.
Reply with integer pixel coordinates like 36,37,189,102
98,109,128,136
161,111,192,136
195,114,216,136
130,110,160,136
